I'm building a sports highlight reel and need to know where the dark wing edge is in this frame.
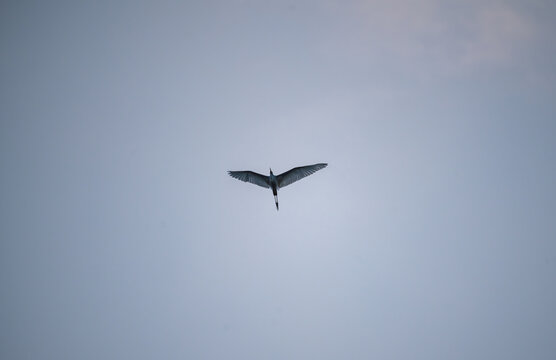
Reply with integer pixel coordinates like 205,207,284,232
277,163,328,188
228,170,270,189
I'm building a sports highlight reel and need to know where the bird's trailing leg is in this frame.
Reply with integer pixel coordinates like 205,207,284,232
272,186,279,211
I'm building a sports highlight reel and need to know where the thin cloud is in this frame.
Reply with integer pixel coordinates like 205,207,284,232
321,0,537,75
459,4,534,67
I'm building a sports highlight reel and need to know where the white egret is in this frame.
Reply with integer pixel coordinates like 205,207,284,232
228,163,328,210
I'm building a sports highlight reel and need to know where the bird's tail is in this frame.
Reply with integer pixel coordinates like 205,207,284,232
274,195,279,211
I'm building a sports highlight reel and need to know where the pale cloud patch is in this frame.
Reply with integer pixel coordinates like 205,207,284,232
322,0,537,75
458,3,534,68
354,0,443,57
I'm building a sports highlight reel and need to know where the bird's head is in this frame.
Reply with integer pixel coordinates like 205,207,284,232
269,168,273,175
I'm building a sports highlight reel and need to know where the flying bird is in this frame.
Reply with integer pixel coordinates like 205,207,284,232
228,163,328,210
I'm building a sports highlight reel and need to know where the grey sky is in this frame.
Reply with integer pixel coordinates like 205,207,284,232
1,1,555,359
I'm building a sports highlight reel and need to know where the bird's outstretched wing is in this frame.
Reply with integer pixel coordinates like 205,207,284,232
277,163,328,188
228,171,270,188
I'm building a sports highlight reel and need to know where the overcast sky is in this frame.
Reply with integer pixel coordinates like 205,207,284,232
1,1,555,359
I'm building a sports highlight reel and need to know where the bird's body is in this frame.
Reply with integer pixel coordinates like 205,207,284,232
228,163,327,210
269,169,279,210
